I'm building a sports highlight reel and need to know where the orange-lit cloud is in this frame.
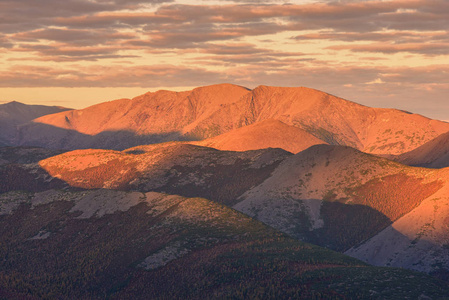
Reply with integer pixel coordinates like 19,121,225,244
327,42,449,56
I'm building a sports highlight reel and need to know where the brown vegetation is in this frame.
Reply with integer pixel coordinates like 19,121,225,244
348,174,444,221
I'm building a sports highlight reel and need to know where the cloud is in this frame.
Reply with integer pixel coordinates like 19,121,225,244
366,78,385,84
12,28,135,45
0,0,172,33
0,35,13,48
293,30,449,43
2,61,448,89
10,42,139,61
190,42,308,65
0,64,227,87
327,42,449,56
3,1,449,55
7,27,142,60
1,0,448,120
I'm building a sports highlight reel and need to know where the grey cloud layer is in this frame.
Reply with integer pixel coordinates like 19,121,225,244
0,0,449,110
2,1,449,53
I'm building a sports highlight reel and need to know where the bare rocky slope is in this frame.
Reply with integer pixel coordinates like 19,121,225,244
33,142,449,277
3,189,447,298
345,173,449,279
0,101,70,146
394,131,449,168
16,84,449,155
233,145,443,244
233,144,449,277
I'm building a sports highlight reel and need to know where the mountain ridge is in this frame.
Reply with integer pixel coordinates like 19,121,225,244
13,84,449,155
0,101,71,146
30,142,449,276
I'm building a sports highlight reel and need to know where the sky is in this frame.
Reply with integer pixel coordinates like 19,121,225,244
0,0,448,119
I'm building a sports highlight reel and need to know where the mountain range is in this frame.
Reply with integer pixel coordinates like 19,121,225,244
12,84,449,156
2,84,449,298
32,142,449,276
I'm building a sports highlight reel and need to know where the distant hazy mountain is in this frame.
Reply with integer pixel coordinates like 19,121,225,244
3,189,446,298
0,101,70,146
16,84,449,155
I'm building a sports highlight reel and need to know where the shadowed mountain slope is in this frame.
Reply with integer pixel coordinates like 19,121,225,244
0,162,68,194
234,145,445,251
346,173,449,277
192,119,327,153
0,101,70,146
0,148,69,194
17,84,250,150
39,143,291,206
3,189,447,298
232,144,449,276
15,84,449,154
0,146,66,165
394,131,449,168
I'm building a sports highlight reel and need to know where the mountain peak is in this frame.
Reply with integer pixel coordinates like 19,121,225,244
194,119,327,153
1,100,25,108
195,83,250,91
